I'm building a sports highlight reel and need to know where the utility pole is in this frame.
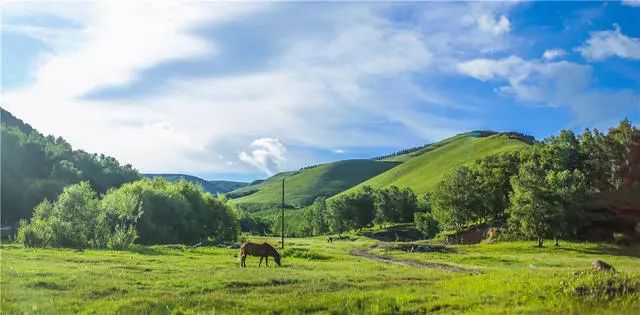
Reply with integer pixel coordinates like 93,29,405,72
281,178,285,249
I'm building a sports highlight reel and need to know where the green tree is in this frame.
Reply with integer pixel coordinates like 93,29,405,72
414,212,439,239
327,187,376,234
579,128,610,191
508,160,587,247
311,197,329,235
474,153,521,222
431,166,483,231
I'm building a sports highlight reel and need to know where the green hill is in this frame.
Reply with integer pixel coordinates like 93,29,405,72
228,159,398,209
143,174,247,195
1,107,141,225
338,132,531,197
269,131,532,236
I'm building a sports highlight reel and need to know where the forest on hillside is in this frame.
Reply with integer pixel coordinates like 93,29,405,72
1,108,140,225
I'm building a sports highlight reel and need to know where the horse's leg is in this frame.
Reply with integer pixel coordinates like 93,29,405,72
241,255,245,267
259,257,263,268
266,256,269,267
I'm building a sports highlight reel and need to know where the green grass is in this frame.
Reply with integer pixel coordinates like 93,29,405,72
229,159,398,208
338,133,530,197
2,238,639,314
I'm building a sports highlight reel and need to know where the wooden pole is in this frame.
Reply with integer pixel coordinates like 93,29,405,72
281,178,285,249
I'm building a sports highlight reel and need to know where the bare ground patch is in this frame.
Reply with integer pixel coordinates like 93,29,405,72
349,248,480,274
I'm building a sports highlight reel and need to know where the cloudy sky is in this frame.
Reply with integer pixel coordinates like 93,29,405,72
2,1,639,182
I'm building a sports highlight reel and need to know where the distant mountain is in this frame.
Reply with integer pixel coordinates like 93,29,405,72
143,174,248,195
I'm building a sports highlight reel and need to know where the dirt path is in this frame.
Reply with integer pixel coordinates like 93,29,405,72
349,248,480,274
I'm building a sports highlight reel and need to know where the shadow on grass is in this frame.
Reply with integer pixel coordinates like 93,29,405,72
125,246,166,256
557,244,640,258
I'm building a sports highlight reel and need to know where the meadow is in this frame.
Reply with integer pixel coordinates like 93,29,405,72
2,236,639,314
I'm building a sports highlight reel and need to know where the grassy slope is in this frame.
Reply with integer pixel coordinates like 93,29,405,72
2,239,639,314
339,133,530,197
229,159,398,208
144,174,247,194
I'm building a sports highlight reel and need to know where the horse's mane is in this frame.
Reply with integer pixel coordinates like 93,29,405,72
262,242,279,256
262,242,275,250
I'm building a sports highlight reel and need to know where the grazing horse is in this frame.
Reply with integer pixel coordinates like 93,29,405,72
239,242,282,268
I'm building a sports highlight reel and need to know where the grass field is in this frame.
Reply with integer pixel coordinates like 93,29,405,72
2,237,639,314
229,159,397,208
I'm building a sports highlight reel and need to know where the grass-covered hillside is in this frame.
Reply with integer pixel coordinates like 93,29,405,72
144,174,247,195
228,159,398,208
339,132,531,198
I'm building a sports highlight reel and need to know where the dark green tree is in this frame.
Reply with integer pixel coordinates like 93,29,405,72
431,166,484,231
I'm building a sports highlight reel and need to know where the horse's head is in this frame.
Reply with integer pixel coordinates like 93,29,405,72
273,252,282,266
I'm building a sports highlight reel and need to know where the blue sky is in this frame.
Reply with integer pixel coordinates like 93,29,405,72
2,1,639,182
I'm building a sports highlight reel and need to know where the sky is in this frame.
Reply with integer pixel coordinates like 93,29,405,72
2,1,639,182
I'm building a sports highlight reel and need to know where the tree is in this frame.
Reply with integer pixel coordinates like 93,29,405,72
414,212,439,239
18,182,104,248
431,166,484,231
311,197,329,235
474,153,521,222
545,169,587,244
373,186,419,224
606,119,640,189
507,160,587,247
579,128,610,192
542,130,584,172
238,214,271,235
327,187,376,234
507,161,556,247
327,197,356,235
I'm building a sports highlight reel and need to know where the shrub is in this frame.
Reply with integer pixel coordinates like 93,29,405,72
107,226,138,250
17,179,240,249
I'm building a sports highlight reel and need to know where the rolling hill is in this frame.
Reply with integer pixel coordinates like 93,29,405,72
143,174,247,195
255,131,533,236
338,132,532,197
227,159,399,209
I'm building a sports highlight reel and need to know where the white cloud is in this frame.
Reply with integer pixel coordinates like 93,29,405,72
543,49,567,60
457,56,639,125
622,0,640,7
575,24,640,61
456,56,525,81
476,14,511,36
1,2,522,176
238,138,287,175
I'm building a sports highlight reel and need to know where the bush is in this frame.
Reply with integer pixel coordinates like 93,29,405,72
107,226,138,250
281,247,329,260
17,179,240,248
414,212,439,239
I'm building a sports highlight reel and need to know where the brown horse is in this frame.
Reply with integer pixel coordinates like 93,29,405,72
239,242,282,267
